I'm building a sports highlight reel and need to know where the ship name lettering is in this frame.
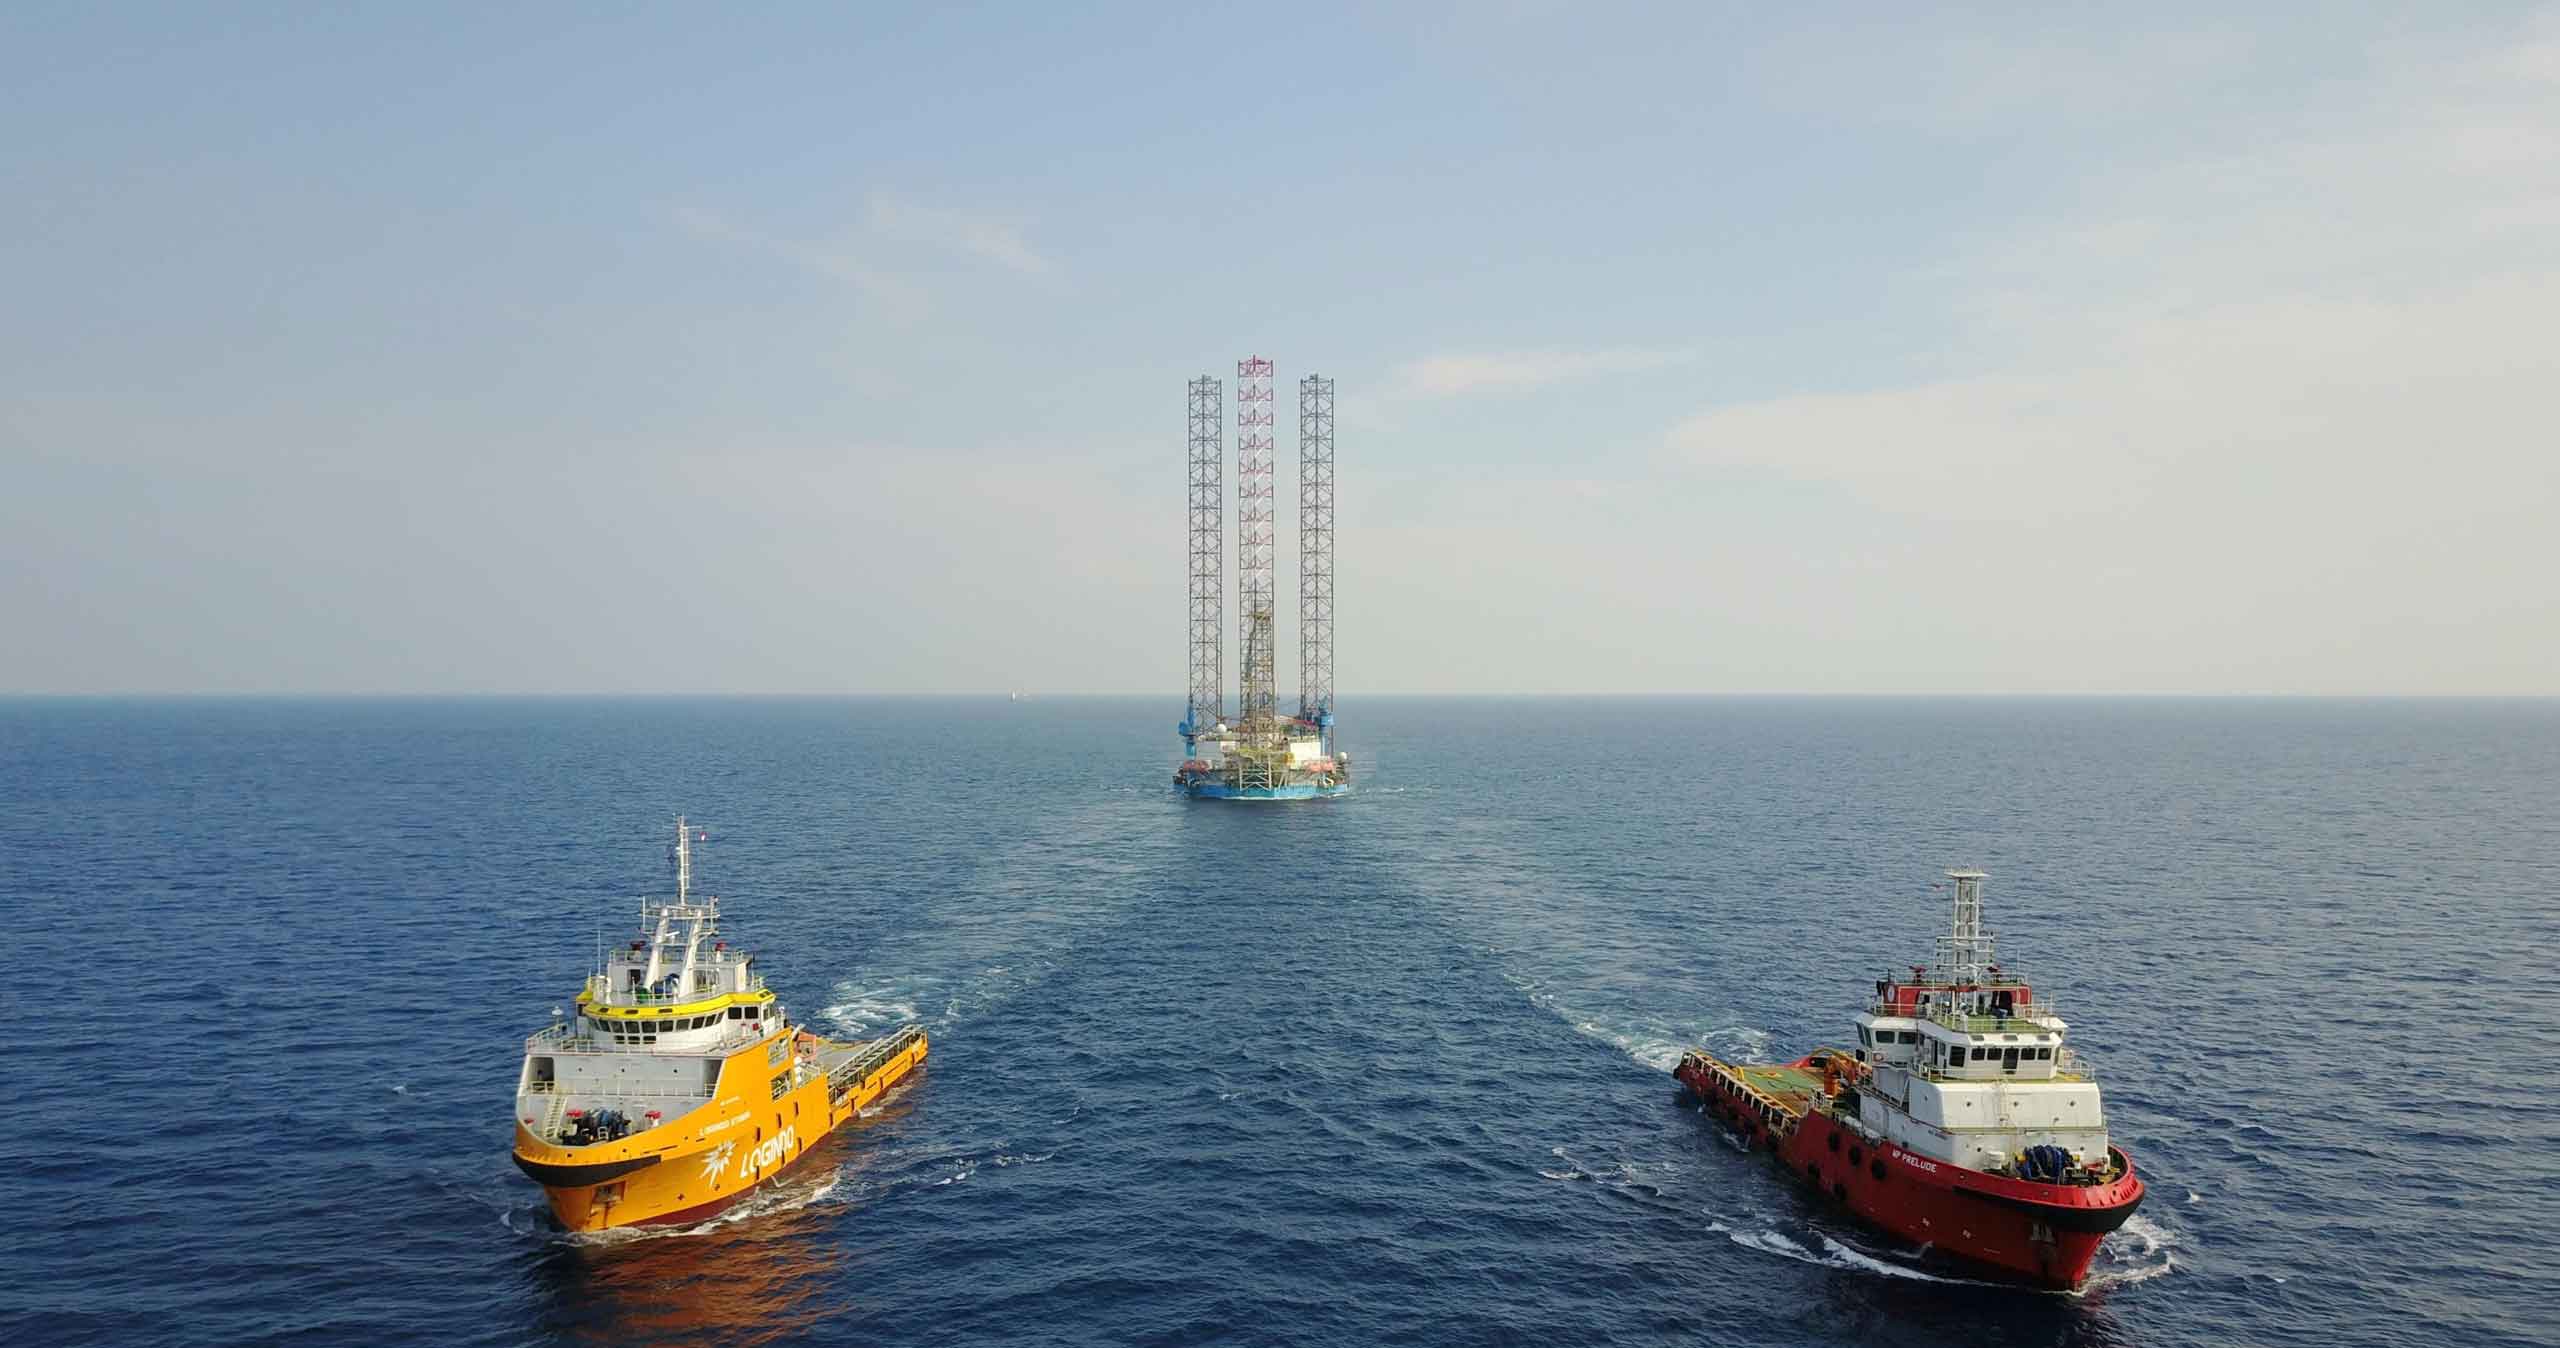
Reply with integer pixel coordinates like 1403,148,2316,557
741,1127,796,1177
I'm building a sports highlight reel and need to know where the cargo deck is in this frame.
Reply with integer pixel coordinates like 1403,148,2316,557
1677,1049,1861,1144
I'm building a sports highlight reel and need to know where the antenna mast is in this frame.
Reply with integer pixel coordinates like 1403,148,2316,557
673,815,692,905
1936,869,1996,986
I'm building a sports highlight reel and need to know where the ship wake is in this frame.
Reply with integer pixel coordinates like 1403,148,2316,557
1705,1218,2000,1286
2075,1212,2180,1295
821,957,1063,1038
1501,970,1770,1074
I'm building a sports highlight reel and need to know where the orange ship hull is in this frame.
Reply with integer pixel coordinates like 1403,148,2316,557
513,1025,926,1232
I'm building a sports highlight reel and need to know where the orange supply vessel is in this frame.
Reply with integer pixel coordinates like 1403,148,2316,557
1675,870,2143,1289
510,818,926,1232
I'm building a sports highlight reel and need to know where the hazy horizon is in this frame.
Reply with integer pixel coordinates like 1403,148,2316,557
7,5,2556,697
8,691,2555,704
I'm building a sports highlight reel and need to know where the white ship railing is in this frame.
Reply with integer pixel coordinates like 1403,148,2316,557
519,1080,715,1101
1889,1046,2098,1083
826,1025,926,1096
582,972,769,1006
523,1021,768,1057
1874,998,2060,1033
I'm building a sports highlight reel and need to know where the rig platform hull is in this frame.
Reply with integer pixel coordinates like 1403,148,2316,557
1179,781,1351,801
1675,1049,2142,1289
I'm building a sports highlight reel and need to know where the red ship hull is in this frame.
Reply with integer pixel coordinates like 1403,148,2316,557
1676,1054,2144,1290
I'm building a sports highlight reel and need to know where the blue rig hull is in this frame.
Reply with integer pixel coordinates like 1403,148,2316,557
1179,781,1352,802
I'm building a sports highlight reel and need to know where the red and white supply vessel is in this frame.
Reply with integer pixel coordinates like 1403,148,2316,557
1675,869,2144,1289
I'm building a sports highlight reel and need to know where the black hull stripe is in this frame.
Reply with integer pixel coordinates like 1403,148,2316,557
512,1152,662,1188
1951,1183,2144,1233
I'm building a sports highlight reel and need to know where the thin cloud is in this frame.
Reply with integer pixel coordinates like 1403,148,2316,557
1391,347,1696,398
1650,10,2560,696
1662,3,2560,525
866,194,1056,276
672,206,926,312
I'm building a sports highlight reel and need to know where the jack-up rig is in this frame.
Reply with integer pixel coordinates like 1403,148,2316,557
1175,357,1350,800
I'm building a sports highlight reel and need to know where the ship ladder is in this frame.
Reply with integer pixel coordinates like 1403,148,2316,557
539,1090,569,1142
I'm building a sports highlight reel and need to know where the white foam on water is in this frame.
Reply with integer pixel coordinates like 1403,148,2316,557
2067,1212,2180,1295
1501,971,1700,1073
1574,1017,1684,1072
820,981,925,1035
1725,1227,1813,1260
2118,1212,2179,1257
1812,1233,1993,1286
1703,1214,2000,1287
822,954,1064,1039
1715,1026,1774,1064
2078,1257,2177,1294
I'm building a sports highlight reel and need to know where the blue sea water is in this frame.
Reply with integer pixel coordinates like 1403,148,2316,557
4,696,2555,1348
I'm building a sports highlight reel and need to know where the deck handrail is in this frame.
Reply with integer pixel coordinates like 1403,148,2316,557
1869,998,2062,1033
523,1020,767,1057
827,1024,926,1094
581,972,770,1008
522,1083,715,1102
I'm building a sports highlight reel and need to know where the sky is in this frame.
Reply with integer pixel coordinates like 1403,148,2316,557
4,3,2556,695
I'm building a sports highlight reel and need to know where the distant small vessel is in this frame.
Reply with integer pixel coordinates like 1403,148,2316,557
1674,870,2143,1289
510,819,926,1232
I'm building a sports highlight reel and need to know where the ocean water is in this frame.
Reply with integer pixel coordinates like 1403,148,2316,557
4,696,2554,1348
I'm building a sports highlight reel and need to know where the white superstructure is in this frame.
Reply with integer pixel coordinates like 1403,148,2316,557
1843,871,2113,1176
514,819,792,1141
